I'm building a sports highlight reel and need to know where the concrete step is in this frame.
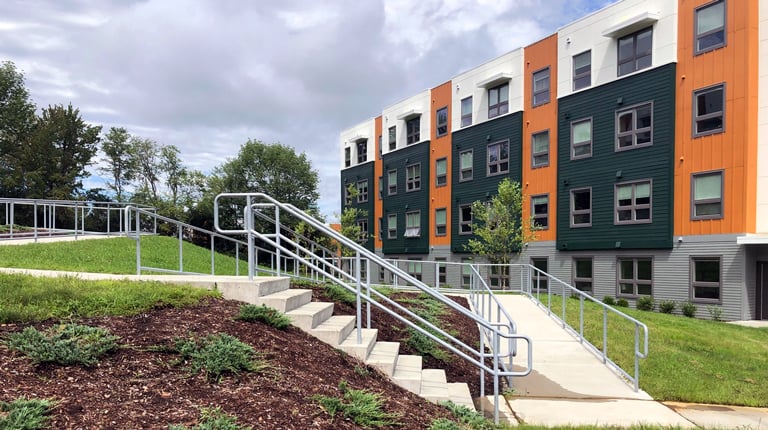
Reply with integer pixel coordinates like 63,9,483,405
214,277,291,303
366,341,400,376
447,382,475,409
421,369,450,404
310,315,356,345
392,355,423,394
255,288,312,313
286,302,334,330
339,328,378,361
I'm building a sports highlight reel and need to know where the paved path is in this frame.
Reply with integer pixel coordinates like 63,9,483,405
488,294,768,428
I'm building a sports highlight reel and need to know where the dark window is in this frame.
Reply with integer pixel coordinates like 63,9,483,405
488,83,509,119
490,265,509,289
356,219,368,243
356,179,368,203
571,188,591,227
344,147,351,167
487,140,509,176
615,180,651,224
356,140,367,163
435,158,447,187
406,163,421,192
618,258,653,297
388,126,396,151
436,107,448,137
378,176,383,199
461,258,473,287
617,27,653,77
692,171,723,219
435,208,447,236
691,256,721,302
694,84,724,136
459,204,472,235
532,67,550,106
387,169,397,195
406,117,420,144
387,214,397,239
459,150,473,181
617,103,652,149
531,257,548,291
695,0,726,54
407,259,423,281
573,50,591,91
532,131,549,168
571,119,592,159
436,258,447,285
531,194,549,230
573,257,593,294
461,96,473,127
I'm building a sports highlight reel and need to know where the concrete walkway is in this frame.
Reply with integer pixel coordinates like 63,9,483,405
489,294,768,428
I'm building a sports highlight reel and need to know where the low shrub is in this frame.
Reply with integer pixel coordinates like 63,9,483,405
169,407,251,430
659,300,676,314
432,401,503,430
173,333,268,382
324,283,357,306
0,398,54,430
311,380,401,428
405,329,449,362
636,296,655,312
707,305,724,322
602,296,616,306
616,299,629,307
681,302,697,318
5,324,119,366
236,304,291,330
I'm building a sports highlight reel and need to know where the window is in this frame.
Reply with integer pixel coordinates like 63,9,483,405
532,67,550,106
459,150,473,181
435,208,447,236
617,103,652,149
406,163,421,192
344,147,351,167
378,176,383,199
388,126,396,151
387,214,397,239
571,119,592,159
571,188,591,227
405,211,420,238
573,50,591,91
692,171,723,219
356,219,369,243
461,258,473,287
696,0,726,54
531,257,548,291
691,256,721,302
694,84,724,136
459,204,472,234
532,131,549,168
378,217,383,241
356,179,368,203
406,117,420,144
531,194,549,230
487,140,509,175
435,158,447,187
490,265,510,289
357,140,367,163
617,258,652,297
407,259,423,281
615,180,651,224
617,27,653,77
461,97,473,127
436,258,447,285
387,169,397,195
436,107,448,137
488,83,509,118
573,257,593,293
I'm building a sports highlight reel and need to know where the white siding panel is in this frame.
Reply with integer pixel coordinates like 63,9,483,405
381,90,431,156
340,119,376,169
758,0,768,233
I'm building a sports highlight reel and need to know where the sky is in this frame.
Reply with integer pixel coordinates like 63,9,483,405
0,0,609,220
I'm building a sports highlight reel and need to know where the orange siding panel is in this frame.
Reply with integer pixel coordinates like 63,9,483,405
374,116,383,249
430,81,453,246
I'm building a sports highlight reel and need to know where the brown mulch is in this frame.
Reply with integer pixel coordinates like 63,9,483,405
0,286,493,429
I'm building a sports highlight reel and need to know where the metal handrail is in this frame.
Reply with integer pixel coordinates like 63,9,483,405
214,193,532,423
523,264,648,392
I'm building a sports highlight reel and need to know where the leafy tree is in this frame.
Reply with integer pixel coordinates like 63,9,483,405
25,103,101,199
0,61,37,197
160,144,185,206
465,179,537,287
130,137,161,203
99,127,136,201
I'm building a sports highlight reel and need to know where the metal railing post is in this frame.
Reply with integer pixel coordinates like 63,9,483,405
275,206,281,276
355,251,362,343
178,225,184,273
246,196,254,280
135,208,141,275
210,235,215,275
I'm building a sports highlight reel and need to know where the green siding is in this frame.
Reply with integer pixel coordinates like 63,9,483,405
451,112,523,253
381,142,431,254
341,162,375,251
556,64,676,251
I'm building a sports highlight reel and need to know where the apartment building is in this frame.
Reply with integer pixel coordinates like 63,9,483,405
340,0,768,320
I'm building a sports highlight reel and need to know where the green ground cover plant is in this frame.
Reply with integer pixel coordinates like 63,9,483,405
173,333,269,382
0,398,54,430
169,407,251,430
311,380,402,428
235,304,292,329
5,324,119,365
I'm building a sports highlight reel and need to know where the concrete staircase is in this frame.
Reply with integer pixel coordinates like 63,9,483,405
233,277,476,410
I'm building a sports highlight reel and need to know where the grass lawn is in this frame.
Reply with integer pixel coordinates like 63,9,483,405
0,236,245,275
538,294,768,407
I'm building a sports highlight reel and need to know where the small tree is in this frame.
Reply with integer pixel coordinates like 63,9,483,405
465,179,537,288
338,184,368,257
